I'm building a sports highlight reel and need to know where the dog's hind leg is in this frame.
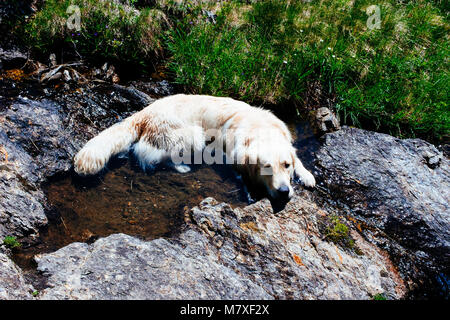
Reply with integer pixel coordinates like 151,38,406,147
74,118,137,175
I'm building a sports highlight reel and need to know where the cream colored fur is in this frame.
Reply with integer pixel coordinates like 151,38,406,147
74,94,315,198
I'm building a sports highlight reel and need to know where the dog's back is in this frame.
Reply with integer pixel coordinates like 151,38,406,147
73,94,307,187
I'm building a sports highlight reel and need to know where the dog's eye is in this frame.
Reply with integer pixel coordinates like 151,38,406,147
284,163,290,168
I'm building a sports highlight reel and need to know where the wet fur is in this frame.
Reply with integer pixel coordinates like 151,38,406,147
74,94,315,198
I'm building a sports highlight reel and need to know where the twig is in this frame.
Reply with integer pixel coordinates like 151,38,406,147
60,216,69,233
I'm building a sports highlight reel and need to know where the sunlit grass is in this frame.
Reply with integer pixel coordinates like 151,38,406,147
22,0,449,142
167,0,449,142
25,0,171,65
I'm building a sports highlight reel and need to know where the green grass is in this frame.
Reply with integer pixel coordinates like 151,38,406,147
24,0,171,65
22,0,450,142
3,236,21,249
167,0,449,142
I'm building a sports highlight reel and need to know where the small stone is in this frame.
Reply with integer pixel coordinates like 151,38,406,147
49,53,57,67
63,69,71,82
314,107,340,133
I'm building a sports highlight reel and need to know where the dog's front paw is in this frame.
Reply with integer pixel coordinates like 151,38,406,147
296,169,316,188
301,171,316,187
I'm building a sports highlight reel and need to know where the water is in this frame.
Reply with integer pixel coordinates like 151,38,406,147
12,118,319,271
13,160,248,268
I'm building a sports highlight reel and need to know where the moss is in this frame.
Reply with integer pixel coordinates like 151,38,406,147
3,236,21,249
321,215,359,252
326,216,352,243
373,293,387,300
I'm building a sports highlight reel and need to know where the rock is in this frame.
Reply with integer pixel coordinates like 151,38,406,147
314,107,340,133
35,233,271,300
128,79,174,98
422,150,442,169
2,98,84,180
0,252,34,299
203,10,217,24
315,127,450,291
49,54,57,68
0,165,47,243
0,47,27,70
63,69,71,82
0,81,155,241
35,196,406,300
441,144,450,158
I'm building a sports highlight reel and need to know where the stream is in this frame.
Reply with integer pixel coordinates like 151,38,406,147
1,66,447,299
2,71,320,273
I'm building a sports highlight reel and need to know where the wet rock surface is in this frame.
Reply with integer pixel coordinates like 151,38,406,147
0,251,34,299
315,127,450,294
0,80,154,243
35,196,406,300
0,47,27,71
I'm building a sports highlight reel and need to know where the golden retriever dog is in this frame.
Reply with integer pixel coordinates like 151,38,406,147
74,94,315,199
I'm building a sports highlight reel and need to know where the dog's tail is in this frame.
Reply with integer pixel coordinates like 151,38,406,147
74,115,138,175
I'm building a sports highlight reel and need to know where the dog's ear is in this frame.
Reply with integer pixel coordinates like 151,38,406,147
290,149,296,173
292,150,305,178
288,149,298,173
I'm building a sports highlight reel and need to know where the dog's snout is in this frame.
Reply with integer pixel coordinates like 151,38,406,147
277,185,290,197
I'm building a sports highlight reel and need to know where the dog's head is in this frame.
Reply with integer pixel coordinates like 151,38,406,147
236,130,297,200
254,143,297,199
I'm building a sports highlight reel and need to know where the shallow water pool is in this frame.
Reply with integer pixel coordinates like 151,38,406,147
13,120,320,271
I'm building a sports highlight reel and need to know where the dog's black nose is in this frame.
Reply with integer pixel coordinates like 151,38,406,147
277,185,290,197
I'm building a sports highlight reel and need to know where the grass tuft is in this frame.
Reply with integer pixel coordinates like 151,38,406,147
25,0,170,65
324,215,356,250
373,293,387,300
